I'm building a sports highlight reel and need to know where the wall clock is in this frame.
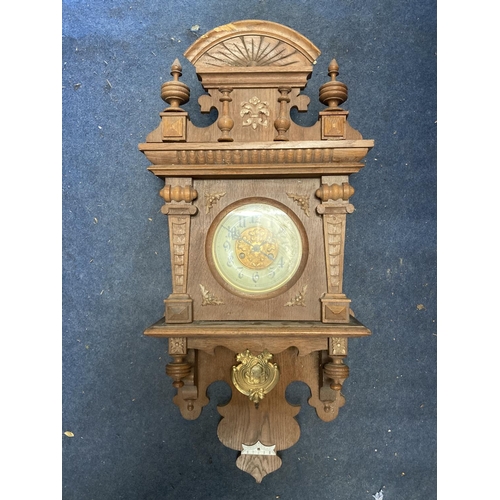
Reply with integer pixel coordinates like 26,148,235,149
139,20,374,482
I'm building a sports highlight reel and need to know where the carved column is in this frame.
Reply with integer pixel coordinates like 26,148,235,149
217,87,234,142
316,178,355,323
274,87,291,141
160,178,198,323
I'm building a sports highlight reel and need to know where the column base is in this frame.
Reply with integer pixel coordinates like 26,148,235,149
164,294,193,323
321,294,351,323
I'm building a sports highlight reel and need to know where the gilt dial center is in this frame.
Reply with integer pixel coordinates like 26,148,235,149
236,226,278,270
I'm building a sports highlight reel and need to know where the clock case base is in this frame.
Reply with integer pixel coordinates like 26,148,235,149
145,317,371,483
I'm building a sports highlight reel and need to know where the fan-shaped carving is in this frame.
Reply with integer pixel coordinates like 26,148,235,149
197,35,308,67
184,20,320,66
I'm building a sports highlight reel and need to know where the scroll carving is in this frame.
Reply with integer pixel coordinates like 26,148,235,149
286,192,310,216
205,192,226,213
200,284,224,305
140,19,374,482
164,346,358,481
284,285,307,307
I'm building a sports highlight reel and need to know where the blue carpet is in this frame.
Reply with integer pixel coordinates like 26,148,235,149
62,1,436,498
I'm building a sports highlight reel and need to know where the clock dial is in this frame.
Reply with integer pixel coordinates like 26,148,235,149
207,199,307,297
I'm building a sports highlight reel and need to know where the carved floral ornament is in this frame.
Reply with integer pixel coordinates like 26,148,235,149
168,337,186,355
240,97,270,129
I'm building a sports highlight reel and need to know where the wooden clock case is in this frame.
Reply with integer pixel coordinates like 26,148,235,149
139,20,374,482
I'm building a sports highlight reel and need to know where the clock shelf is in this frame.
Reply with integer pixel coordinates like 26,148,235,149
144,317,371,338
138,20,374,482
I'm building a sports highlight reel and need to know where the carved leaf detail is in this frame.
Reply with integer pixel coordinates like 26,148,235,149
200,284,224,305
240,97,270,129
285,285,307,307
286,192,310,216
205,192,226,214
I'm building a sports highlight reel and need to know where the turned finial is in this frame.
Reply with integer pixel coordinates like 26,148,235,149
170,58,182,78
327,59,339,79
319,59,348,110
160,58,190,110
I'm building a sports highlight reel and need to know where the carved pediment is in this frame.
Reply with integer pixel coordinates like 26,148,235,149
139,19,373,173
184,20,320,67
184,20,321,89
